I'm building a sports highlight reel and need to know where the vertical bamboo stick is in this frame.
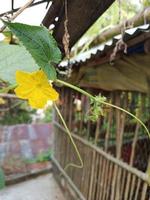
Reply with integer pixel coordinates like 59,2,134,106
130,93,142,166
115,166,122,200
124,172,132,200
99,157,107,200
104,106,113,152
123,94,144,200
110,164,118,200
134,178,141,200
86,147,93,199
101,159,110,200
91,153,99,200
105,162,113,200
78,94,84,134
120,168,127,198
87,96,91,140
128,174,136,200
94,118,101,145
141,182,148,200
115,91,121,158
112,92,122,200
96,155,104,200
88,149,97,200
69,90,73,129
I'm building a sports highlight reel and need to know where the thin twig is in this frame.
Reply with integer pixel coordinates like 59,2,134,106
0,0,48,17
0,0,34,32
0,93,18,99
0,102,22,112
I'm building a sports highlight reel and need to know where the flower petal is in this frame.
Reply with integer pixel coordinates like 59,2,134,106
42,86,59,101
31,70,48,83
16,70,34,85
28,96,47,109
15,85,34,99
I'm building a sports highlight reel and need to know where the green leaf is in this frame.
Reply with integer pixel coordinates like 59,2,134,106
4,21,61,80
0,43,38,83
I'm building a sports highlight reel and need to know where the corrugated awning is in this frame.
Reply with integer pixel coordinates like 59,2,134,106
60,24,150,67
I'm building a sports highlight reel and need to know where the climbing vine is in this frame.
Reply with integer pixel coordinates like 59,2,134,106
0,19,149,171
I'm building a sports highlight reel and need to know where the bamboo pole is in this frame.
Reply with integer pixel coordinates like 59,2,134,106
78,7,150,51
79,94,84,134
110,164,118,200
88,149,97,200
105,161,113,200
134,178,141,200
141,182,148,200
96,155,103,200
85,147,93,199
130,93,142,166
91,153,99,200
104,105,113,151
120,168,127,198
124,172,132,200
69,90,73,129
128,174,136,200
94,118,101,145
99,157,107,200
124,94,143,199
101,159,110,200
113,92,121,200
115,92,121,157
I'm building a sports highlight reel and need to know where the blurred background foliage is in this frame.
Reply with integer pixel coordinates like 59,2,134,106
0,97,53,125
0,168,5,189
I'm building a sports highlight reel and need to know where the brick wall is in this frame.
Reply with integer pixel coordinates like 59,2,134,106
0,123,53,175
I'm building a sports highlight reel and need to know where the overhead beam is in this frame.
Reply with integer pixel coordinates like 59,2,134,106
42,0,115,53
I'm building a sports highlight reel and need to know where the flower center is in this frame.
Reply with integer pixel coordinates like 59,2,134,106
36,83,42,88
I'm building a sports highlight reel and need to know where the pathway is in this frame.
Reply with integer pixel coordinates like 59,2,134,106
0,174,65,200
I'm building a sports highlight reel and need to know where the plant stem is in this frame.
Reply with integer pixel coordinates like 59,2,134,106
56,79,94,99
54,103,83,170
56,79,150,138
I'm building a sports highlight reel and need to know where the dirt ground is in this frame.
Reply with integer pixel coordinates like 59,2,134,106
0,174,65,200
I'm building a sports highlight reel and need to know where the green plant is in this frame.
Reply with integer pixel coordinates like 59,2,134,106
25,150,52,164
0,168,5,189
42,107,53,123
0,101,35,125
0,20,149,172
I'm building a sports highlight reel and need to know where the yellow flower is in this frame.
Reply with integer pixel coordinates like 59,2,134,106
15,70,59,109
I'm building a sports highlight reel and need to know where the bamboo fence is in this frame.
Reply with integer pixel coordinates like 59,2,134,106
53,87,150,200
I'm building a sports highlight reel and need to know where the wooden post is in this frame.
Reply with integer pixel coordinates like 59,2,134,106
105,92,113,151
69,90,73,129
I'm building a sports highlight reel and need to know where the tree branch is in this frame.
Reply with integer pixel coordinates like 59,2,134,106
0,0,34,33
0,93,18,99
78,7,150,52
